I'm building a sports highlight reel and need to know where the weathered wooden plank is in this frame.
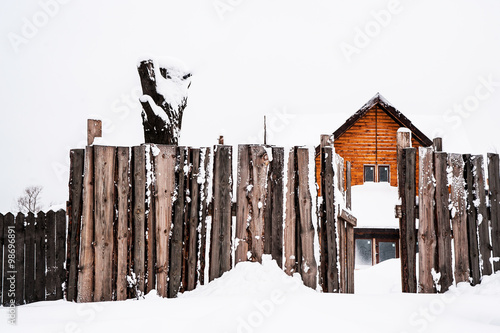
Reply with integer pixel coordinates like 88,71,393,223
24,213,35,304
400,148,417,293
210,145,233,281
78,146,94,303
345,160,354,294
67,149,84,302
3,213,15,307
15,213,25,305
0,213,3,305
488,153,500,272
472,155,492,277
346,161,352,210
87,119,102,145
154,145,176,298
186,149,201,291
433,137,443,152
145,147,156,295
270,147,284,268
35,212,46,302
296,148,317,289
418,147,436,293
397,129,412,197
93,145,116,302
434,152,453,292
339,209,357,227
198,148,210,285
248,145,269,263
46,210,57,301
116,147,130,301
284,149,297,276
169,147,187,298
132,145,146,296
235,145,251,264
322,147,339,293
55,210,66,300
449,153,470,284
463,155,480,285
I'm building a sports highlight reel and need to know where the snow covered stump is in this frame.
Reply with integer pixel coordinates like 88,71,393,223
137,58,192,145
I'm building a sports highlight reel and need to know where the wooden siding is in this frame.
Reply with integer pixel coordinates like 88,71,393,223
316,105,425,191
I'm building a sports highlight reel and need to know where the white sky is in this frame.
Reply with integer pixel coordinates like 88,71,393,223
1,0,500,212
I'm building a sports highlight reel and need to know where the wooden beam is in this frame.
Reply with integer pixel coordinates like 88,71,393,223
338,209,357,227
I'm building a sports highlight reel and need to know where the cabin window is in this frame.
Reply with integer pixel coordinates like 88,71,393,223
378,241,396,263
364,165,375,182
355,239,372,267
378,166,389,183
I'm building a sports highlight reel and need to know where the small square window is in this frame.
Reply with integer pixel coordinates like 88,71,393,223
378,166,389,183
364,165,375,182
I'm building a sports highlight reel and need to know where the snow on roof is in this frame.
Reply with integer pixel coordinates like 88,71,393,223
351,183,399,229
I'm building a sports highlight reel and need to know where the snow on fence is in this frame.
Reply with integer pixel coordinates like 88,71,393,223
0,210,66,306
397,134,500,294
64,143,355,303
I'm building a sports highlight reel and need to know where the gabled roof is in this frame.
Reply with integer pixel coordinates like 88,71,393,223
333,93,433,147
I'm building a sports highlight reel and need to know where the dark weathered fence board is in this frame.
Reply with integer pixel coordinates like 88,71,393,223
488,153,500,273
24,213,35,304
0,213,3,304
133,145,146,296
78,147,94,303
198,148,210,285
35,212,46,302
145,146,156,295
67,149,84,302
15,213,25,305
186,149,200,291
296,148,317,289
93,146,116,302
116,147,130,301
434,152,453,292
399,148,417,293
210,145,233,281
346,161,354,294
55,210,66,300
235,145,251,264
463,154,481,285
472,155,492,277
169,147,187,298
449,153,470,284
154,145,176,298
46,211,57,301
284,149,297,276
3,214,15,306
266,147,284,268
418,147,436,293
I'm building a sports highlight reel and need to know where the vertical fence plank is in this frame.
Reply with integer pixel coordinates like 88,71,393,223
24,213,35,304
464,155,480,285
154,145,176,298
488,153,500,272
198,148,210,286
434,152,453,292
78,147,94,302
186,149,201,291
116,147,130,301
418,147,436,293
345,161,354,294
449,153,470,284
3,213,15,306
235,145,251,265
133,146,146,296
472,155,492,277
248,146,269,263
0,213,3,305
210,145,233,281
145,146,156,295
67,149,84,302
401,148,417,293
321,146,339,293
270,147,284,268
15,213,25,305
284,149,297,276
35,212,46,302
55,210,66,300
46,210,57,301
169,147,186,298
93,146,116,302
296,147,318,289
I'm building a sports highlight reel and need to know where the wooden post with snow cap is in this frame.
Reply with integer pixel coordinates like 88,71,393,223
87,119,102,146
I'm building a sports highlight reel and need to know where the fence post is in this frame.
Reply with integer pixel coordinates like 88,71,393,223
488,153,500,273
269,147,284,268
35,212,46,302
418,147,436,293
186,148,201,291
235,145,250,265
449,154,470,284
116,147,130,301
0,213,3,305
24,213,35,304
284,148,297,276
198,148,211,285
434,152,453,292
463,155,480,285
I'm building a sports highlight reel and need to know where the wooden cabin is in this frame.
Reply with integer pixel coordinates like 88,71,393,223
315,93,433,267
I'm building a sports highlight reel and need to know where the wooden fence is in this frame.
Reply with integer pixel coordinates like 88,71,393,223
398,134,500,293
66,143,355,303
0,210,66,306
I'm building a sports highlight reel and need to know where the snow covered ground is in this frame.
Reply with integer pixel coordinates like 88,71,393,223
351,183,400,228
2,256,499,333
